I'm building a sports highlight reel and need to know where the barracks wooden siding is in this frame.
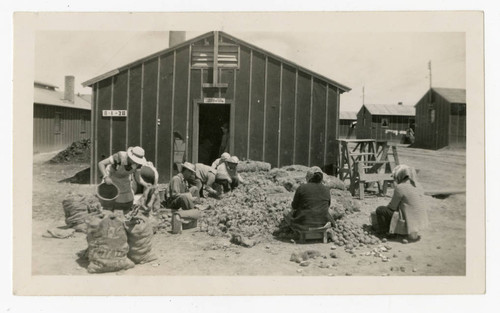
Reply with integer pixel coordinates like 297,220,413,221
356,104,415,143
83,31,350,184
414,88,466,149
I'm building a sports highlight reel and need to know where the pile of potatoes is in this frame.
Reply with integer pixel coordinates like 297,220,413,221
330,219,382,248
199,166,366,242
200,179,292,238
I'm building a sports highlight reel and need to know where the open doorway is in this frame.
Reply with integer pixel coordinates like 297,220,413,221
197,103,231,165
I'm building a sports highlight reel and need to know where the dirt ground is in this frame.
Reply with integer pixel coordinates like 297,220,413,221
31,146,466,276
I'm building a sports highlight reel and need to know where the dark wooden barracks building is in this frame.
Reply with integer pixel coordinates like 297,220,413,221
83,31,350,183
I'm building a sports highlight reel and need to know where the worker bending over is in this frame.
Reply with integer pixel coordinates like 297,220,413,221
211,152,231,169
191,163,220,200
215,156,244,192
98,146,149,214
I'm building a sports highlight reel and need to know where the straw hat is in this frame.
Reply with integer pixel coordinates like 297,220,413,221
181,162,196,173
127,146,147,165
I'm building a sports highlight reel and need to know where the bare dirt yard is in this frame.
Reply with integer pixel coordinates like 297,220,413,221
31,146,465,276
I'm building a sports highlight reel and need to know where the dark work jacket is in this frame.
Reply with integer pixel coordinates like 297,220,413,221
291,182,331,228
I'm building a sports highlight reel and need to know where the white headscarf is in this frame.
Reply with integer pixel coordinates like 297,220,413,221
393,164,418,187
306,166,324,183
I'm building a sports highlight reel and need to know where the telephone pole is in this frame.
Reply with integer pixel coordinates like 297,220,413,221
428,60,432,89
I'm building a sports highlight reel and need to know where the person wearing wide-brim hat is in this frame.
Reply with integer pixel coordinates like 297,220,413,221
168,162,198,210
98,146,149,213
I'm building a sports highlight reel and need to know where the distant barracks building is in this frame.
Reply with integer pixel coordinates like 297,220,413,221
83,31,351,183
356,103,415,143
34,76,91,153
413,87,466,149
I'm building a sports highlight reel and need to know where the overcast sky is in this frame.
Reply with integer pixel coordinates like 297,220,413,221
35,30,464,112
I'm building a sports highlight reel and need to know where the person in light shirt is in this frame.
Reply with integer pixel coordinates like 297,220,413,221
215,156,245,192
375,164,428,242
168,162,197,211
98,146,149,213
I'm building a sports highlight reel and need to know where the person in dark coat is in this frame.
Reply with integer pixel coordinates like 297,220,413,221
288,166,335,229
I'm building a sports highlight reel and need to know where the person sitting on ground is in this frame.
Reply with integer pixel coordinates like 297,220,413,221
375,164,428,242
168,162,198,211
98,146,149,214
287,166,336,230
215,156,244,192
211,152,231,169
190,163,220,200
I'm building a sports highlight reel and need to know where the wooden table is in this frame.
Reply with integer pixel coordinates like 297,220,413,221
337,139,400,199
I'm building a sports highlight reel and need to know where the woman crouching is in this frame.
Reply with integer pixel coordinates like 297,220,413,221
288,166,336,230
376,165,428,242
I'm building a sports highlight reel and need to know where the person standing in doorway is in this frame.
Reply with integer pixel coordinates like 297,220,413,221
218,122,229,156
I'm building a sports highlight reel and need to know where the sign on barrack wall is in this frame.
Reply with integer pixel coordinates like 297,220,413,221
102,110,127,117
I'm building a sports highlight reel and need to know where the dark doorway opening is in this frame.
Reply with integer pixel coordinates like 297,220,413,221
198,103,231,165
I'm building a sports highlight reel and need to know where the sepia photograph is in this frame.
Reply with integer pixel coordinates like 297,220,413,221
12,11,485,296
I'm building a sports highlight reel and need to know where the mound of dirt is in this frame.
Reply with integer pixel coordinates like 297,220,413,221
201,171,293,239
49,139,91,164
59,167,91,184
199,166,355,242
237,160,272,172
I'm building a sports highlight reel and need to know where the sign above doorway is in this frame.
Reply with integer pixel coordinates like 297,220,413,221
203,97,225,104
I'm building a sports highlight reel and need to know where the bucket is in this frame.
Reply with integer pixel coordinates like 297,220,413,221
140,165,156,184
171,213,183,234
97,182,119,208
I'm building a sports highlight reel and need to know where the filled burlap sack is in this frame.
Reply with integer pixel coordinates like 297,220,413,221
62,194,101,232
86,213,135,273
124,214,157,264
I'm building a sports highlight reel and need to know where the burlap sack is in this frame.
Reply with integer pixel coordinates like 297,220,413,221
124,215,157,264
86,213,135,273
63,194,101,232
